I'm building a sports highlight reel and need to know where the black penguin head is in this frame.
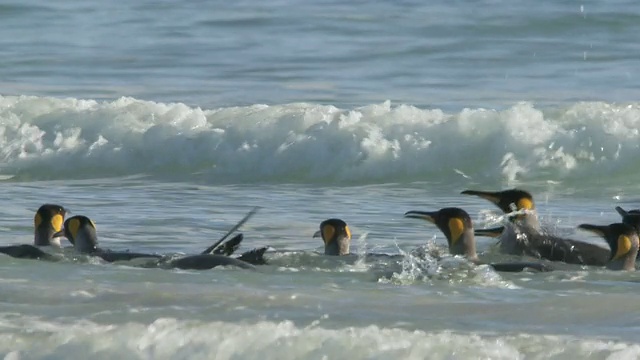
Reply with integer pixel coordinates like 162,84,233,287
461,188,535,224
461,188,535,214
404,207,474,252
313,218,351,256
578,222,639,269
34,204,67,246
615,206,640,233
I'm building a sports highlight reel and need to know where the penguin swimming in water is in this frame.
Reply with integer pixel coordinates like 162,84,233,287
58,214,266,270
58,215,163,262
578,222,638,271
404,207,552,272
313,218,351,256
461,188,610,266
0,204,67,260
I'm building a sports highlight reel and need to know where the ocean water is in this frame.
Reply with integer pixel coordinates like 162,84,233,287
2,0,640,359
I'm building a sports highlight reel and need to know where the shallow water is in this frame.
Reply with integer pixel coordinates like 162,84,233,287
2,181,640,358
3,0,640,358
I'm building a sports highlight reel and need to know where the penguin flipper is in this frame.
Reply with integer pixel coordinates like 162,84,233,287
211,234,243,256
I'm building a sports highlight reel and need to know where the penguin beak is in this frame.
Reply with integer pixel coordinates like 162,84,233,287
577,224,606,237
52,229,65,238
312,230,322,238
460,190,500,204
404,211,437,223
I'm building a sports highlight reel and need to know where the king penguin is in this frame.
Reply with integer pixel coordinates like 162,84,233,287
578,222,638,271
59,215,162,262
0,204,67,260
461,188,610,266
59,215,265,270
404,207,552,272
313,218,352,255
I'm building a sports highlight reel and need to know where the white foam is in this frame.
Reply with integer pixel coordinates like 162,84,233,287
1,95,639,185
0,316,637,359
379,243,516,289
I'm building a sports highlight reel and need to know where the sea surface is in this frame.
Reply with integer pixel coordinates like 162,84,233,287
2,0,640,359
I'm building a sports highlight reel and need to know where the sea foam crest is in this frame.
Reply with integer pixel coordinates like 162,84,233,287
1,95,639,184
1,317,638,359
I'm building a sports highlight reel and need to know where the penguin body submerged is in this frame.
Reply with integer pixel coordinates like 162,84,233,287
60,215,162,262
60,215,264,270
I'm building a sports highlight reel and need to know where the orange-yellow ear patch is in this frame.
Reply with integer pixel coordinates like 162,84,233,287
321,224,335,245
51,214,64,232
614,235,633,260
34,213,42,228
344,225,352,240
67,218,81,240
517,198,534,210
448,217,465,245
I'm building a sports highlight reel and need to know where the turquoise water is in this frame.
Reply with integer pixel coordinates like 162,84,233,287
2,0,640,358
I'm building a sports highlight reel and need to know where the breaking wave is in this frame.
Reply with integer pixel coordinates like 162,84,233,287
1,95,639,186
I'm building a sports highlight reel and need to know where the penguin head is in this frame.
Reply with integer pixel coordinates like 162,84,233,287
61,215,99,253
404,207,477,259
313,218,351,256
461,188,535,214
614,206,640,233
34,204,67,247
578,222,638,271
461,188,537,227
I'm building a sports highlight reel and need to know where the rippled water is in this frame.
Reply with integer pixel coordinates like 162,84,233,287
2,181,640,358
2,0,640,358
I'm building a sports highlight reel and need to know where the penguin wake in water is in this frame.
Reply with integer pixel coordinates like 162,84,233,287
404,207,552,272
0,204,67,260
58,212,267,270
461,188,610,266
